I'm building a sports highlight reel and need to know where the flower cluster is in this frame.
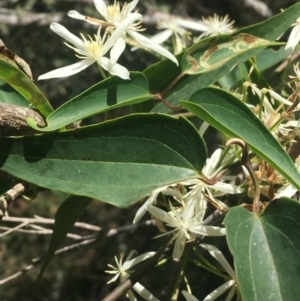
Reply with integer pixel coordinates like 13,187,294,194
137,148,242,261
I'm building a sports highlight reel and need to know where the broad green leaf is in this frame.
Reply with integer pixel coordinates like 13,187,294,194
28,72,153,132
0,78,30,107
182,34,281,75
224,198,300,301
181,87,300,191
0,114,207,207
0,54,53,117
236,1,300,40
34,195,91,289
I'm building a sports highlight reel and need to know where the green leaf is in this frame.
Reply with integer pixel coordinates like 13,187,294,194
224,198,300,301
152,36,280,113
0,78,30,107
31,195,91,297
236,1,300,40
28,72,153,132
180,87,300,191
0,54,53,117
0,114,207,207
182,34,281,75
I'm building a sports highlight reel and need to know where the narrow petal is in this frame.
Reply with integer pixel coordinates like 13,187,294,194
191,225,226,237
175,19,209,32
50,23,84,51
125,0,139,14
38,59,94,80
212,182,243,194
203,280,235,301
94,0,107,17
147,205,170,222
285,25,300,57
124,252,155,269
173,231,186,261
126,289,138,301
129,30,178,65
99,57,130,80
182,290,199,301
68,10,86,21
133,282,159,301
103,13,141,53
150,29,173,44
110,37,126,64
200,244,236,278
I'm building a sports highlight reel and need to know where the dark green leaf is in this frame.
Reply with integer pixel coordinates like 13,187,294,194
224,198,300,301
181,87,300,191
28,72,153,132
236,2,300,40
0,114,207,207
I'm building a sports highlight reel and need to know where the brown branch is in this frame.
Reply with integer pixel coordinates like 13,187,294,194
0,103,46,136
0,182,27,221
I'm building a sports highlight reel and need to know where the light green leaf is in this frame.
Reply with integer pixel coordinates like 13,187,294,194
0,54,53,117
28,72,153,132
182,34,281,75
181,87,300,191
0,114,206,207
224,198,300,301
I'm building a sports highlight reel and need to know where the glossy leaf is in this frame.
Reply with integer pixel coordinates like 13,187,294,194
236,1,300,40
0,114,206,207
224,198,300,301
181,87,300,191
182,34,281,75
28,72,153,132
34,195,91,288
0,54,53,117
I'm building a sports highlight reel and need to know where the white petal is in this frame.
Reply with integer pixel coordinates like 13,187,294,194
110,37,126,64
50,23,84,51
275,184,297,199
191,225,226,237
103,13,141,53
94,0,107,17
212,182,243,194
285,25,300,57
200,244,236,278
173,231,186,261
203,280,236,301
38,59,94,80
129,30,178,65
182,290,199,301
125,0,139,14
150,29,173,44
124,252,155,269
68,10,86,20
174,19,209,32
133,282,159,301
147,205,173,224
99,57,130,79
203,148,222,175
225,285,237,301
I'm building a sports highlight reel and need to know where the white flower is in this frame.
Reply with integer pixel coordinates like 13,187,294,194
285,17,300,57
197,14,236,40
147,201,226,261
133,184,181,224
181,148,243,219
182,244,237,301
105,250,159,301
38,22,130,80
68,0,178,65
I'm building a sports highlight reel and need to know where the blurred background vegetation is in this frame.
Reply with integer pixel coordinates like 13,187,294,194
0,0,298,300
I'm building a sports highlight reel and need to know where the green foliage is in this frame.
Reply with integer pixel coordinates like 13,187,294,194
224,198,300,301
